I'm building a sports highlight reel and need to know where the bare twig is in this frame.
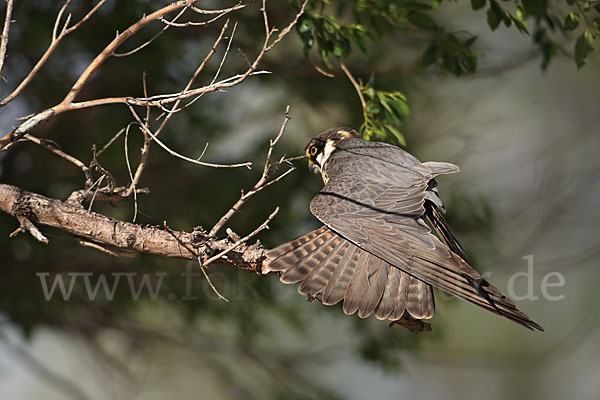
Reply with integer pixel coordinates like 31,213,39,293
87,175,105,212
209,106,293,237
190,3,244,15
153,19,230,138
161,2,244,27
97,126,126,156
24,134,93,186
197,261,229,302
10,215,48,244
62,0,200,104
114,7,188,58
0,0,307,152
62,0,107,35
127,104,252,169
123,123,139,221
0,70,270,153
0,0,107,107
196,205,280,302
202,207,279,267
340,62,366,112
78,240,135,257
264,0,309,52
211,22,237,86
89,145,115,190
0,0,14,78
52,1,71,42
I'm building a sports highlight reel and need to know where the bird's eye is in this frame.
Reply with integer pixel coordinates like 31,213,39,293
310,146,318,156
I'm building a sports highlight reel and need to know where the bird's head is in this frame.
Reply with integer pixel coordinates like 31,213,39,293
305,127,360,174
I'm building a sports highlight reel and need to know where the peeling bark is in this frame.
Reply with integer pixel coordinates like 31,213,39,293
0,183,266,273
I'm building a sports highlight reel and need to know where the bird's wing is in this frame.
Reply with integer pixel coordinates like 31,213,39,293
310,138,543,331
263,226,435,321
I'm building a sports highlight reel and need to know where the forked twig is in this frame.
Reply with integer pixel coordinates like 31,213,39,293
0,0,309,151
114,7,188,58
10,215,48,244
24,133,93,186
0,0,107,107
201,206,279,270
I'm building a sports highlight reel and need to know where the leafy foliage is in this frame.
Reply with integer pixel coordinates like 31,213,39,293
296,7,370,68
293,0,600,77
360,83,410,146
470,0,600,70
420,32,478,76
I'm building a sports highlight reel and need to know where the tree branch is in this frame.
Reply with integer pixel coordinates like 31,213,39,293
0,183,267,273
0,0,107,107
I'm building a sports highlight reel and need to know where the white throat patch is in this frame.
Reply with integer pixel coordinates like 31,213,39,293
315,139,336,183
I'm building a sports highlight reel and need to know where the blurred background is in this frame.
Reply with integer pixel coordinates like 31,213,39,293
1,1,599,399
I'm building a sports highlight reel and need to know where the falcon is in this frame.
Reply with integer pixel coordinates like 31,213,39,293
263,127,542,332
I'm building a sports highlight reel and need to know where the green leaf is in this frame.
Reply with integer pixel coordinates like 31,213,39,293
486,7,501,30
332,43,343,56
390,98,410,117
463,35,478,48
512,6,529,35
407,10,439,32
385,124,406,146
471,0,486,11
564,12,580,31
366,104,381,114
421,40,439,66
378,96,394,114
574,30,595,70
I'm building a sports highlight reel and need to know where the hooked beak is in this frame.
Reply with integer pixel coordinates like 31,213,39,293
308,160,320,174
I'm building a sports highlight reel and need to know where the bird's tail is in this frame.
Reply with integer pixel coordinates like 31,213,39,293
263,226,435,328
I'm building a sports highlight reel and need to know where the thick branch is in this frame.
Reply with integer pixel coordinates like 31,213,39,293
0,183,266,272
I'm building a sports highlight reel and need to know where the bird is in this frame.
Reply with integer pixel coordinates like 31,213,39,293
263,127,543,332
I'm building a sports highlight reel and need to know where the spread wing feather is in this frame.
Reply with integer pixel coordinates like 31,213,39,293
309,138,542,331
263,226,435,321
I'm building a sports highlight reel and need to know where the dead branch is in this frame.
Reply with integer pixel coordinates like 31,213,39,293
0,0,14,78
10,215,48,244
62,0,199,104
0,0,107,107
0,0,307,153
0,183,266,272
125,19,236,194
